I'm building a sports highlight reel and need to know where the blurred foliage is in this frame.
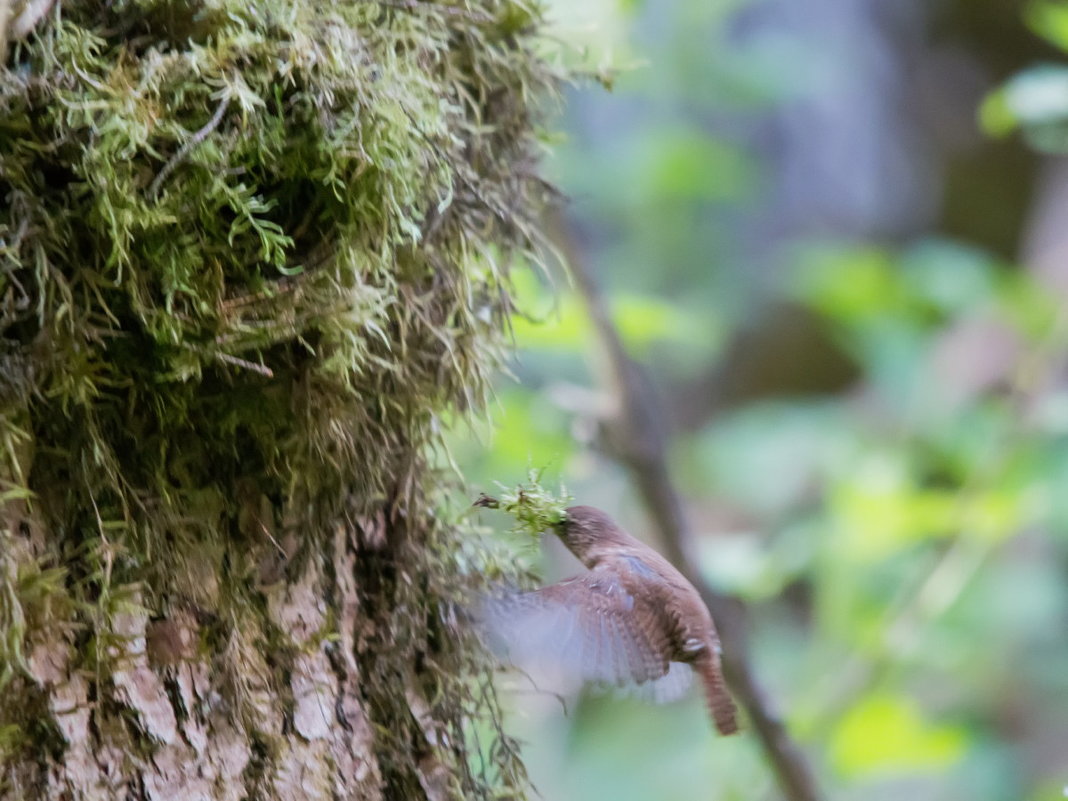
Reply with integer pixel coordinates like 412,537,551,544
983,1,1068,151
461,1,1068,800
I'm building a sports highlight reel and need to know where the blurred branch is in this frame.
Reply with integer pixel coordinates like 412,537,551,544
569,257,822,801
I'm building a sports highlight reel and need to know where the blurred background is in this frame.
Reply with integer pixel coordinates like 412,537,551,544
452,1,1068,799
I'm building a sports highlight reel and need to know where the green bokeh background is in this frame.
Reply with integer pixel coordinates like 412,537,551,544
453,1,1068,800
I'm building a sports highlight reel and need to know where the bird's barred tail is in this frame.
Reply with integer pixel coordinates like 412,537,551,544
697,651,739,735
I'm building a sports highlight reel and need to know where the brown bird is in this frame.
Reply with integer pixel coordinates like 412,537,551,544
482,504,739,735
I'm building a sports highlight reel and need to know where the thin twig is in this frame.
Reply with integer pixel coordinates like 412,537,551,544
148,94,231,200
568,255,822,801
213,351,274,378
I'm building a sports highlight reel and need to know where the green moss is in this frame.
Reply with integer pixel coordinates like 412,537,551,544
475,469,572,537
0,0,560,796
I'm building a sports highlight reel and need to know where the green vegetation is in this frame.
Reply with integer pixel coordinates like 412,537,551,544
475,470,572,535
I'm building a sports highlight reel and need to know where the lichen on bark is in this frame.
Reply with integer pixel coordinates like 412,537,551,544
0,1,557,798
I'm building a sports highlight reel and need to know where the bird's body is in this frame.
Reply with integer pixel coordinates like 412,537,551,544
484,505,738,735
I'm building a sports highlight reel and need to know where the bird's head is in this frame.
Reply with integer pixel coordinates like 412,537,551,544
553,505,631,563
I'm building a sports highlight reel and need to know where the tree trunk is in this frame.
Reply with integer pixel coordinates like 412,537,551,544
0,2,554,798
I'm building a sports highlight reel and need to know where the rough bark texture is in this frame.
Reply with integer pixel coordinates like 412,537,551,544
0,1,554,798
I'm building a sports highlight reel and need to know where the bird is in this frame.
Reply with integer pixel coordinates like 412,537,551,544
480,504,739,735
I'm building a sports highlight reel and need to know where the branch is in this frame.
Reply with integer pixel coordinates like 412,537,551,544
148,94,230,200
569,257,822,801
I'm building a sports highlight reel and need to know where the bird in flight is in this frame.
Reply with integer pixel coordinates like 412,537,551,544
480,503,738,735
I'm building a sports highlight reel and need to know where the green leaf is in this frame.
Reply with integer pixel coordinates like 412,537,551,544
692,401,850,516
509,269,717,355
831,693,968,779
830,455,956,561
1025,1,1068,52
613,293,720,354
979,86,1020,138
637,130,753,202
898,240,1000,315
981,66,1068,152
792,244,902,324
511,295,591,352
480,388,575,476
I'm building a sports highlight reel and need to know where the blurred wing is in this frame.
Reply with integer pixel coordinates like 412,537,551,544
481,568,674,692
623,661,694,704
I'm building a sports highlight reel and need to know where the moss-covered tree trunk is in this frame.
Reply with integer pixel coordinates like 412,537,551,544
0,2,553,798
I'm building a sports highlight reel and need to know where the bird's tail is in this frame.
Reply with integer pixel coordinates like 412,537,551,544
697,650,738,735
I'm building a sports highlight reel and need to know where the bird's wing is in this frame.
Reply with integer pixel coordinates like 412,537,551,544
623,660,694,704
480,569,676,691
